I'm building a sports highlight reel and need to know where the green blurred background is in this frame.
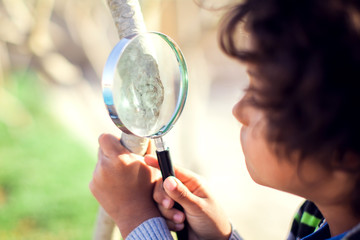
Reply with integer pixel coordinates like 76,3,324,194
0,0,302,239
0,0,228,238
0,71,97,239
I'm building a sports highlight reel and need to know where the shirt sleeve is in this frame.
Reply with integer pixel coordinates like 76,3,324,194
126,217,174,240
126,217,244,240
229,224,244,240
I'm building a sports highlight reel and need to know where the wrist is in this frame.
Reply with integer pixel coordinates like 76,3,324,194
115,202,161,238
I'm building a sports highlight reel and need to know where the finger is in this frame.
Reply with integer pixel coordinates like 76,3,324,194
173,167,209,196
97,141,116,169
98,133,129,157
158,204,185,224
145,155,199,184
163,176,200,212
153,179,174,206
98,134,145,174
173,166,201,186
165,219,185,232
144,154,160,169
146,155,205,195
146,140,156,155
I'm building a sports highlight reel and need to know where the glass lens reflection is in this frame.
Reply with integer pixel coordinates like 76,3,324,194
112,33,181,137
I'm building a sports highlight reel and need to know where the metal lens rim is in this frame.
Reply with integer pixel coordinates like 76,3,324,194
101,31,188,138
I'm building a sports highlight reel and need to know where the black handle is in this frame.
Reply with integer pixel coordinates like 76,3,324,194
156,150,189,240
157,150,175,180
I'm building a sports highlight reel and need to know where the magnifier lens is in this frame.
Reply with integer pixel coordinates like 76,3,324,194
112,33,186,137
103,32,189,239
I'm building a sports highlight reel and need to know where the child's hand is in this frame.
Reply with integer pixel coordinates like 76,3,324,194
89,134,161,238
145,155,232,240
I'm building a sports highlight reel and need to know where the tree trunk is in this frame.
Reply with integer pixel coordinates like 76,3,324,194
93,0,148,239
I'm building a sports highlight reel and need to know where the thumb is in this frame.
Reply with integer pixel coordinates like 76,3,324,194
163,176,199,212
144,154,160,169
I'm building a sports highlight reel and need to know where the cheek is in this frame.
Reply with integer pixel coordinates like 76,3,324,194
240,124,286,187
241,126,267,183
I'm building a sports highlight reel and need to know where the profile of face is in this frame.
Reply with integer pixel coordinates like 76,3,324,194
232,66,296,191
232,64,340,200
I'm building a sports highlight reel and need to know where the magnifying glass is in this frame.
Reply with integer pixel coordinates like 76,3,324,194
102,32,189,238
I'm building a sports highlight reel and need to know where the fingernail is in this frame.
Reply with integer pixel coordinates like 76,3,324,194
162,198,171,208
173,213,183,223
164,177,177,191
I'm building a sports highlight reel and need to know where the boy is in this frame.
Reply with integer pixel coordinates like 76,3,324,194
90,0,360,239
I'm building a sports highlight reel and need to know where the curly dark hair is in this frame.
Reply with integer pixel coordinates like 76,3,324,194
219,0,360,215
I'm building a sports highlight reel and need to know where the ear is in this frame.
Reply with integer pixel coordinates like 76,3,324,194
335,151,360,172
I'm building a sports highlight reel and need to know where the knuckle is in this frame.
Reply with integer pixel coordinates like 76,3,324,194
112,154,131,170
177,189,188,201
153,189,164,203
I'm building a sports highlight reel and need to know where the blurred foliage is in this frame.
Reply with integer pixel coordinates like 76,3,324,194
0,0,227,238
0,71,98,239
0,0,112,238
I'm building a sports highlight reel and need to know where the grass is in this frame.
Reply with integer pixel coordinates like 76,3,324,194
0,71,99,239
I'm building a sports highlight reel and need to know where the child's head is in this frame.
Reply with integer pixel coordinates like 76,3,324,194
220,0,360,216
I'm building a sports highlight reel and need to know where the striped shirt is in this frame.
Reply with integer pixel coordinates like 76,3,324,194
287,200,360,240
126,200,360,239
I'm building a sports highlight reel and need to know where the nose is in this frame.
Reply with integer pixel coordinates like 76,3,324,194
232,95,250,126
